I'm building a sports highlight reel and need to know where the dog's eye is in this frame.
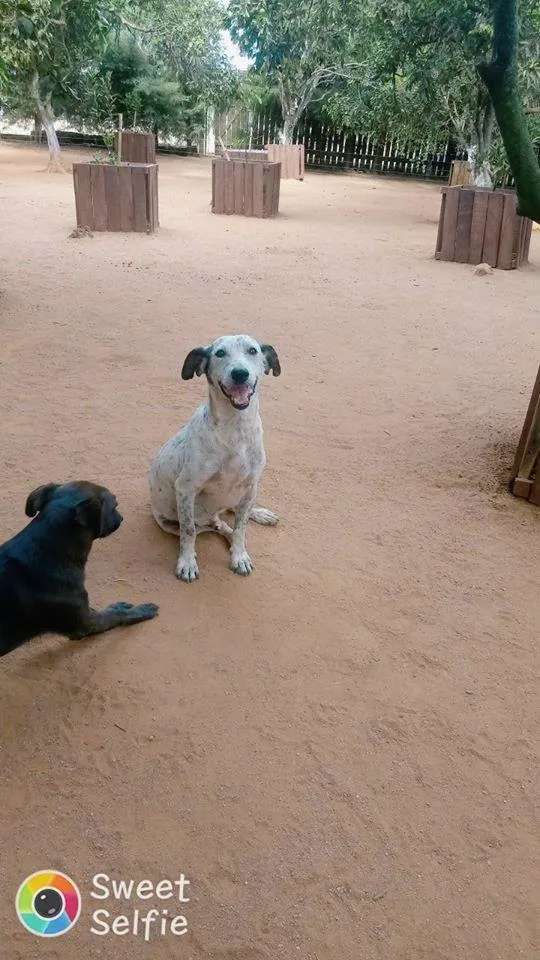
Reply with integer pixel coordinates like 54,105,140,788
215,349,226,358
248,347,258,355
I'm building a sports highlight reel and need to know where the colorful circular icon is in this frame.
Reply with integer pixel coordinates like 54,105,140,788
16,870,81,937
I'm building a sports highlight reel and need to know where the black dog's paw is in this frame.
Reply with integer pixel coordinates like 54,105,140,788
108,601,135,613
107,601,159,624
133,603,159,620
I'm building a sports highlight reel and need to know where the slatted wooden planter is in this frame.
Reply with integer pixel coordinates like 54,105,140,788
448,160,473,186
114,131,156,164
435,186,532,269
265,143,305,180
510,365,540,505
211,158,281,217
72,162,159,233
221,149,268,162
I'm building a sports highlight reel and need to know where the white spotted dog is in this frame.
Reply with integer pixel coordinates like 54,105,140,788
149,334,281,582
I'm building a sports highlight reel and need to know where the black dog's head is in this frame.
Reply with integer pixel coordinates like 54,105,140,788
25,481,123,540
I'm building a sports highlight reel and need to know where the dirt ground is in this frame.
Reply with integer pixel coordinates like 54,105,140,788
0,142,538,960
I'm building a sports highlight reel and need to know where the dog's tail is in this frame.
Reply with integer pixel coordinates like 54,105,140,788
249,507,279,526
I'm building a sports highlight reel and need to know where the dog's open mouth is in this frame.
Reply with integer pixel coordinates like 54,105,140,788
220,380,257,410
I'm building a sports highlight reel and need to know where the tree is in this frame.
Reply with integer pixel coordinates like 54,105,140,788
0,0,236,165
320,1,500,183
100,36,191,140
130,0,238,119
227,0,366,143
0,0,124,170
289,0,539,186
478,0,540,222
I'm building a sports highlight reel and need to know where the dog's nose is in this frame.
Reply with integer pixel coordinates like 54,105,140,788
230,367,250,384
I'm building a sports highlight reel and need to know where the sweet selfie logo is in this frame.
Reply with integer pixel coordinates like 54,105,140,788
16,871,81,937
90,873,190,941
16,870,190,941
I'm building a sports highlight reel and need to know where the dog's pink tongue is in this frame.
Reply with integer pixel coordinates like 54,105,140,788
230,385,251,405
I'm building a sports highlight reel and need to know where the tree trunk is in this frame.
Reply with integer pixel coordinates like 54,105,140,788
343,131,356,170
466,94,496,187
30,74,64,172
478,0,540,223
42,115,63,171
479,99,495,156
276,76,298,144
280,113,295,144
466,144,493,188
32,113,42,144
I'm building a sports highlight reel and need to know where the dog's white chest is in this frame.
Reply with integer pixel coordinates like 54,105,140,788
204,450,262,502
202,445,262,510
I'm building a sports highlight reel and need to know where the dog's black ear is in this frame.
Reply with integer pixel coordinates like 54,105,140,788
181,347,209,380
261,344,281,377
25,483,60,518
75,496,110,538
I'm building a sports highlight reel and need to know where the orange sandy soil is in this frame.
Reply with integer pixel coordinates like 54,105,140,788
0,142,539,960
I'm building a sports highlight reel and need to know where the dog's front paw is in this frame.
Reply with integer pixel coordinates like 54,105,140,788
107,601,159,621
176,555,199,582
132,603,159,620
230,550,254,576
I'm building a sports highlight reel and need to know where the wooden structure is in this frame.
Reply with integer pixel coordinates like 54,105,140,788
114,130,156,164
265,143,305,180
448,159,473,186
510,365,540,505
72,162,159,233
215,107,468,179
221,149,268,162
435,186,532,269
211,158,281,217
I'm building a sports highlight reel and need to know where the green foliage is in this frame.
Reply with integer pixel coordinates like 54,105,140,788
0,1,36,83
0,0,125,129
1,0,539,170
0,0,237,146
319,0,494,149
99,36,186,135
228,0,365,139
229,0,540,160
237,71,280,116
97,32,216,140
131,0,237,113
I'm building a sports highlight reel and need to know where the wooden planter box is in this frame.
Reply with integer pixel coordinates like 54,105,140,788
221,149,268,162
511,365,540,505
435,186,532,269
265,143,305,180
72,162,159,233
448,160,473,186
211,158,281,217
114,131,156,164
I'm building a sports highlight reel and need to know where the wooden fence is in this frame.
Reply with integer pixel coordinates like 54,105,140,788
214,108,460,181
3,117,460,181
1,130,196,156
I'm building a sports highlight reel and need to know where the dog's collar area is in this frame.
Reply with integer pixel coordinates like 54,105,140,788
219,378,258,410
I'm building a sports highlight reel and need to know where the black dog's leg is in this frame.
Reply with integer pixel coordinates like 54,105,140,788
69,602,159,641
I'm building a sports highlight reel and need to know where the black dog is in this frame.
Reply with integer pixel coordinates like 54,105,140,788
0,481,158,658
